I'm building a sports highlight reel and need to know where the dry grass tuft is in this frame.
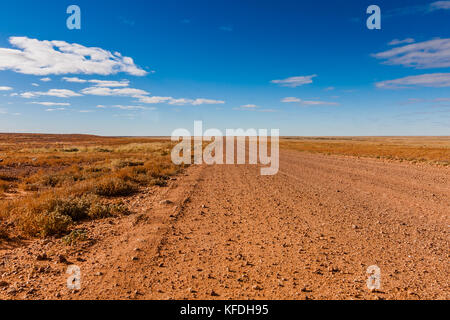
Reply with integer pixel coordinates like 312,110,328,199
0,181,10,193
93,177,139,197
0,223,9,240
0,134,186,238
2,192,133,237
62,229,88,245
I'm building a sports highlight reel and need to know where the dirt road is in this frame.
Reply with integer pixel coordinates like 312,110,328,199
1,149,449,300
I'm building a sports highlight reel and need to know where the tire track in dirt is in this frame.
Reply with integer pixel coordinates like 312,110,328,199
0,165,206,300
141,149,449,300
1,149,448,300
72,165,207,300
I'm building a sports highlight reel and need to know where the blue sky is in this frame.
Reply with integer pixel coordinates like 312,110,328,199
0,0,449,136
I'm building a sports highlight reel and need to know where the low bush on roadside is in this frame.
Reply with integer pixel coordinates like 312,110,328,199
11,194,88,237
62,229,87,245
88,201,130,219
2,193,131,237
93,177,139,197
32,210,73,238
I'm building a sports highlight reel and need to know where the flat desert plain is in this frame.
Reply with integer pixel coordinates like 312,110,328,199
0,135,448,300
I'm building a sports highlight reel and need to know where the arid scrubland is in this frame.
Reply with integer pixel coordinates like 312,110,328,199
0,134,186,240
281,137,450,165
1,134,448,242
0,134,448,300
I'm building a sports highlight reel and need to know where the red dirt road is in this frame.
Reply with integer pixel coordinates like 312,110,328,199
1,149,449,300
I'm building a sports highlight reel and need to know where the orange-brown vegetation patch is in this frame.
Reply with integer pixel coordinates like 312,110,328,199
281,136,450,165
0,134,185,239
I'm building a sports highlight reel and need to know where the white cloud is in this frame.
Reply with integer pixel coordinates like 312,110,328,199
113,113,138,119
0,109,21,116
382,1,450,18
376,73,450,89
30,102,71,106
281,97,339,106
373,38,450,69
281,97,301,103
0,37,147,76
81,86,149,97
271,75,317,87
233,104,276,112
88,79,130,87
301,100,340,106
62,77,87,83
434,97,450,102
168,98,192,105
388,38,415,46
40,77,51,82
45,108,66,112
62,77,130,87
137,96,172,104
21,89,82,98
398,97,450,105
430,1,450,10
111,105,149,110
191,99,225,106
31,83,39,87
96,104,156,111
137,95,225,106
0,86,12,91
233,106,277,112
